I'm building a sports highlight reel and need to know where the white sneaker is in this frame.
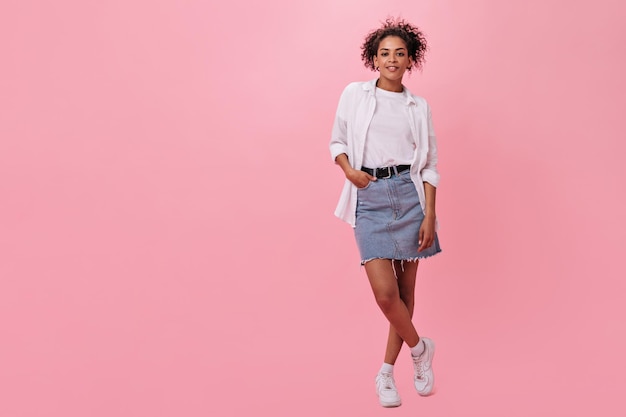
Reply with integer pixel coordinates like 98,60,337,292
412,337,435,396
375,372,402,407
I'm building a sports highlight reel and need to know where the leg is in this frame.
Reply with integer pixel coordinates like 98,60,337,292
365,259,419,349
384,260,419,365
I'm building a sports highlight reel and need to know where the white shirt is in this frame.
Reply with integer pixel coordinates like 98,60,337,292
362,87,415,168
330,79,439,227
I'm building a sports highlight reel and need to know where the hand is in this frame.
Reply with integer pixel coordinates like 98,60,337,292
418,215,436,252
346,168,376,189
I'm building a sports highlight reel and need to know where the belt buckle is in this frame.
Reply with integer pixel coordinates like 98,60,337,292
381,167,392,179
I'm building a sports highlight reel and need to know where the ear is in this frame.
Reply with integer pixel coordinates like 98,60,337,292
373,55,379,69
408,56,414,70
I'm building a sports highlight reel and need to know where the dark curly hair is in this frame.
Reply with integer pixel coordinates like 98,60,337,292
360,18,428,72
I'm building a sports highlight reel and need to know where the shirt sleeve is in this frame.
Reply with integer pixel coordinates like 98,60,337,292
329,84,352,162
421,103,440,187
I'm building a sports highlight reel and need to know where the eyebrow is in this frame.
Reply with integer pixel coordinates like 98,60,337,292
379,47,407,51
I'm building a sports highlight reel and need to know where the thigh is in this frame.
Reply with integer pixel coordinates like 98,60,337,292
365,259,400,299
394,260,418,306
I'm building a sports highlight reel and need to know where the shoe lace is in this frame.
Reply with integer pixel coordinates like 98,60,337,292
413,355,425,380
378,372,396,390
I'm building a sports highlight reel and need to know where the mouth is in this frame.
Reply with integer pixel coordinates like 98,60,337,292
386,66,399,72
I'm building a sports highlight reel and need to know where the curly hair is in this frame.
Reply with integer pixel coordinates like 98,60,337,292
360,18,428,72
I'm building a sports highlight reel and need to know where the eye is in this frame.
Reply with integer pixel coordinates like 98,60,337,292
381,52,389,57
397,52,405,56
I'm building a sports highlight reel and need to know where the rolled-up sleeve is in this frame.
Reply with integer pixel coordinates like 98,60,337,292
421,104,440,187
329,85,352,162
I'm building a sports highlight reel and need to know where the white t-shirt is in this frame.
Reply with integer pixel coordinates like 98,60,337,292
362,87,415,168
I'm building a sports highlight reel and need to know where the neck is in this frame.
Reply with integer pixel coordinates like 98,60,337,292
376,78,403,92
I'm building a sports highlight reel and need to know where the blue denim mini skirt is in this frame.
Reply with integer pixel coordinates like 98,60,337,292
354,170,442,265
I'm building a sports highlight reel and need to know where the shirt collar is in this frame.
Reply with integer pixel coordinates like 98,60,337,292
362,78,417,106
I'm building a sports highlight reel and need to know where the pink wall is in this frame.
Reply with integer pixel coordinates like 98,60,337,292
2,0,625,416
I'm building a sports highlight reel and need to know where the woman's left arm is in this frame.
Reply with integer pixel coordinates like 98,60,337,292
420,104,440,188
418,102,439,252
418,182,437,252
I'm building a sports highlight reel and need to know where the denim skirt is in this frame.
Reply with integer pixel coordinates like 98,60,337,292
354,170,442,265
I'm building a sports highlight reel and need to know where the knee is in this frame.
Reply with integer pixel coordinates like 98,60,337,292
374,291,399,313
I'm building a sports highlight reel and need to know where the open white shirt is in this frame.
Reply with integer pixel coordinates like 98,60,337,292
330,79,439,227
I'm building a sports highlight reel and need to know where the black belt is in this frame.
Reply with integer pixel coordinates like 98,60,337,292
361,165,410,179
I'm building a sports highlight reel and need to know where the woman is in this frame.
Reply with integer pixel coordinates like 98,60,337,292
329,18,441,408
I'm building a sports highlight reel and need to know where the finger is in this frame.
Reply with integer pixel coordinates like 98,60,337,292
417,229,425,251
421,234,434,251
369,175,377,181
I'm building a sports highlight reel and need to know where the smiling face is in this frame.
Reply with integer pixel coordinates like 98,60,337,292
373,36,414,91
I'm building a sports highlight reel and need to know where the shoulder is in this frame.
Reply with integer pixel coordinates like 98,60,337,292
405,89,429,108
336,81,373,111
342,79,378,95
412,95,429,107
340,81,369,97
402,84,428,105
406,92,432,117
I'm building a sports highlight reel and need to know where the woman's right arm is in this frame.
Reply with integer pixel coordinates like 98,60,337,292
329,86,351,162
335,153,376,188
330,84,375,188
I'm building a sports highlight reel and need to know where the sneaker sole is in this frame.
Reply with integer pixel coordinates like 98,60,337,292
380,399,401,408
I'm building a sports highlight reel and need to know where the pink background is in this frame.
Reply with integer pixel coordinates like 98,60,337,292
2,0,625,416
